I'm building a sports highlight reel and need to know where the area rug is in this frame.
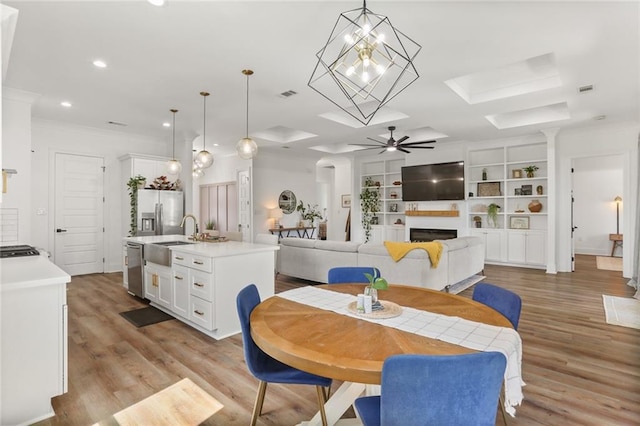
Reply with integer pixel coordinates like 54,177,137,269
119,306,174,328
446,274,485,295
602,295,640,330
596,256,623,271
99,378,223,426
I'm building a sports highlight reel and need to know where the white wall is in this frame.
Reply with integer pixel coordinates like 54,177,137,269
573,155,624,256
30,119,170,272
556,121,639,276
252,151,319,235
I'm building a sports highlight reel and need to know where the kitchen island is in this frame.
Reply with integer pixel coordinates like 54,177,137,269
1,253,70,425
123,235,279,340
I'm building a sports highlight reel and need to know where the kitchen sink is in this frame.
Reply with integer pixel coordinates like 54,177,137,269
144,241,194,266
153,241,194,246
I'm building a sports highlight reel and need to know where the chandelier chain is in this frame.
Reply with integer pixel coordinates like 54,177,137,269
171,109,177,159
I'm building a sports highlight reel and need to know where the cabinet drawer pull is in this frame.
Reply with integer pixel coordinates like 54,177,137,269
194,282,204,287
175,256,184,260
193,260,204,265
124,256,128,266
174,275,183,280
194,309,204,316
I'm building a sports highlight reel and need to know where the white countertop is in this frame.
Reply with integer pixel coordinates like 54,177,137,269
1,255,71,291
123,235,279,258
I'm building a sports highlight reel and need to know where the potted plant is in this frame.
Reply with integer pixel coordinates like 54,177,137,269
487,203,501,228
363,269,388,304
126,175,146,236
205,219,215,231
523,165,539,178
296,201,323,227
360,177,380,243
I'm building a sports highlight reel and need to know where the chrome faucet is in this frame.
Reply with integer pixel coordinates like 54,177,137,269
180,214,199,240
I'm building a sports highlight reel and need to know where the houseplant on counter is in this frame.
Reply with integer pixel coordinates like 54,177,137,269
360,176,380,243
126,175,146,236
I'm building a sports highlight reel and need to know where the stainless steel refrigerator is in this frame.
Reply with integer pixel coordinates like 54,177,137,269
136,189,184,236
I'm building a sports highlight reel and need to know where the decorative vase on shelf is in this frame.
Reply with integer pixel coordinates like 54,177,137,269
528,200,543,213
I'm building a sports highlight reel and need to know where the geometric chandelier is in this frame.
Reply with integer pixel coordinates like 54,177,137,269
308,0,421,125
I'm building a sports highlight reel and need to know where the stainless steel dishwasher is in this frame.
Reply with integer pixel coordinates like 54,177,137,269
126,242,144,298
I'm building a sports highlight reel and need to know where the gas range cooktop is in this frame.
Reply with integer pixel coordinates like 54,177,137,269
0,245,40,258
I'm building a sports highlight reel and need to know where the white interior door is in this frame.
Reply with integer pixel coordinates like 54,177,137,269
54,153,104,275
237,169,251,242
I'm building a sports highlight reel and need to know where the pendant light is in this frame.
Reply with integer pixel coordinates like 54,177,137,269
192,163,204,179
236,69,258,159
308,0,421,125
166,109,182,174
195,91,214,169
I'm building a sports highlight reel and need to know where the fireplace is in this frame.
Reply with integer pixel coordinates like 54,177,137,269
410,228,457,242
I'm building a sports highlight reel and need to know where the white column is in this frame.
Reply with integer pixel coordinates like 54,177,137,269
541,128,559,274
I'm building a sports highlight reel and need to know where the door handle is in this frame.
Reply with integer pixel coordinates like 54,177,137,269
56,228,67,233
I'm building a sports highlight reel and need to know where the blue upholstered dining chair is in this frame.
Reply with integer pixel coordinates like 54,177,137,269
354,352,507,426
472,282,522,425
236,284,332,426
472,282,522,330
327,266,381,284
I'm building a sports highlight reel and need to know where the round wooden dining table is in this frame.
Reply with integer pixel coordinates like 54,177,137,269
250,284,513,425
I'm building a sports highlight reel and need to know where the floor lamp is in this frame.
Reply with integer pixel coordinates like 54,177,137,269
614,196,622,234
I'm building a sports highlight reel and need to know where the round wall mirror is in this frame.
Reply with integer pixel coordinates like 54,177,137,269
278,190,297,214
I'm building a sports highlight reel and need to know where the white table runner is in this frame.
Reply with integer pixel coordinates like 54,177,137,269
276,286,524,416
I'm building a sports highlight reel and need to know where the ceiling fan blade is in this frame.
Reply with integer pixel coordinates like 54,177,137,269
366,137,388,145
379,148,387,154
400,140,436,146
397,147,411,154
348,145,386,150
403,145,435,149
396,135,410,144
349,143,386,147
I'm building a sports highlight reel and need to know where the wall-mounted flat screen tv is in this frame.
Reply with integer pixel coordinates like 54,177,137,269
401,161,465,201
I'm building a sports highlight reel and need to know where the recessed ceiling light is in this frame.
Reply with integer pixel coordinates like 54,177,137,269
147,0,165,6
213,143,219,147
93,60,107,68
60,101,72,108
162,122,171,127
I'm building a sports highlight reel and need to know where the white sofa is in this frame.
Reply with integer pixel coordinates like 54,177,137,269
276,236,484,291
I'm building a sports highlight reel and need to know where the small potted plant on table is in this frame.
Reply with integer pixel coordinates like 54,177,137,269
363,269,388,304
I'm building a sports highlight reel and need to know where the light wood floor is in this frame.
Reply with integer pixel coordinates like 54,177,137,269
35,255,639,426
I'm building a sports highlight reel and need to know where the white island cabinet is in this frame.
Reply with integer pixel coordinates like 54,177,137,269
1,254,70,426
123,235,279,340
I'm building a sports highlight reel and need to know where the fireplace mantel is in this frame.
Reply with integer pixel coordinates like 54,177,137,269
405,210,459,217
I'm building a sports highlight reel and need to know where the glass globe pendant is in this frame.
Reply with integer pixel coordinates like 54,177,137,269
166,109,182,174
196,91,214,169
236,69,258,159
237,137,258,160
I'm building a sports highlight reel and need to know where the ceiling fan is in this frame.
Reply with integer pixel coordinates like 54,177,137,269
349,126,437,154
